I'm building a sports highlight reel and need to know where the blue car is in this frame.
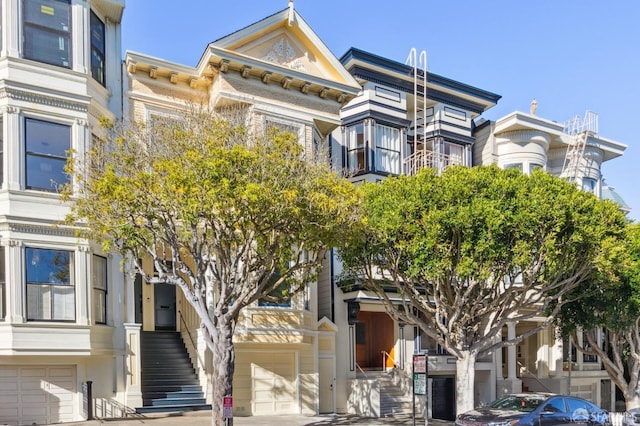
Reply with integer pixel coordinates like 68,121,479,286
455,393,610,426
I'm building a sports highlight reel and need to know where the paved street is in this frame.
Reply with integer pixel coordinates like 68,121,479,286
59,411,454,426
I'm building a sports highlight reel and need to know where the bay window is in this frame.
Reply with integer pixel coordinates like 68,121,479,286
23,0,72,68
374,124,400,174
26,248,75,321
25,118,71,191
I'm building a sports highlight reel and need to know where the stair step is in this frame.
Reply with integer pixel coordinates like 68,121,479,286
142,384,203,392
143,397,207,406
135,404,211,414
140,332,206,412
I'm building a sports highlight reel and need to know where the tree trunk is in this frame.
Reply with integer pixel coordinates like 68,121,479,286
456,350,476,415
210,320,235,426
625,391,640,410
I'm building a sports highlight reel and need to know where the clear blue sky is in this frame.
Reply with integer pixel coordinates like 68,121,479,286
121,1,639,221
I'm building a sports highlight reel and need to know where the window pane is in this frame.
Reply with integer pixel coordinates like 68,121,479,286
27,248,71,284
25,119,71,191
444,142,464,166
93,255,107,324
258,271,292,308
23,0,71,68
26,248,74,321
347,123,366,172
374,124,400,174
24,0,71,30
90,11,105,86
26,119,70,156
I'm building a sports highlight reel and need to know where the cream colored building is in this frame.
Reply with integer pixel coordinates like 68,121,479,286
0,2,630,424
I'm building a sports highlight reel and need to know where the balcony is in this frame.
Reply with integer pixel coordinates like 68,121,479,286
403,149,463,176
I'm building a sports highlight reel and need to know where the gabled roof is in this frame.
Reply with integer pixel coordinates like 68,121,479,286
196,4,361,96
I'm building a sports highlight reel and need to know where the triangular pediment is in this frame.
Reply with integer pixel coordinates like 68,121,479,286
210,7,360,89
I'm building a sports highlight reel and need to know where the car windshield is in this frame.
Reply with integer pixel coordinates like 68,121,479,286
488,396,546,413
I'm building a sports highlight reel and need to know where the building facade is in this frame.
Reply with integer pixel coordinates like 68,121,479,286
0,0,125,425
0,2,630,425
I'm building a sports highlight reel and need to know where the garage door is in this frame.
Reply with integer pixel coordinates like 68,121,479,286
0,365,76,426
235,352,297,415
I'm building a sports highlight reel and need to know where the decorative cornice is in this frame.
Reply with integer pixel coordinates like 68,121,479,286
0,222,79,238
0,87,88,112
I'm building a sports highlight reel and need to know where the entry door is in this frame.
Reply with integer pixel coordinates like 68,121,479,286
154,283,176,330
319,357,335,413
355,312,394,369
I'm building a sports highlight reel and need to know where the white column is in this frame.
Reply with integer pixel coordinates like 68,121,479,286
5,240,24,323
537,325,550,378
124,323,142,408
3,106,22,191
2,0,21,58
507,322,517,380
71,0,88,74
76,245,91,325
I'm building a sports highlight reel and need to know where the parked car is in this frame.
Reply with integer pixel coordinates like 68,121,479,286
455,393,610,426
623,408,640,426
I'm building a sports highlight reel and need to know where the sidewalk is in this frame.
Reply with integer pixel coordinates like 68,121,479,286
60,410,453,426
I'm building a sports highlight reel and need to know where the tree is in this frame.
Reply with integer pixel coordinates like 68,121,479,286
556,222,640,409
63,106,360,425
338,166,627,414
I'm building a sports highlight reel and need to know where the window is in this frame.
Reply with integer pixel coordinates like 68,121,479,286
503,163,523,172
583,330,598,363
444,142,464,167
26,248,75,321
0,247,5,321
265,118,301,142
90,11,105,86
25,118,71,191
347,122,366,173
258,271,292,308
529,163,544,174
582,177,597,194
93,255,107,324
23,0,72,68
374,124,400,174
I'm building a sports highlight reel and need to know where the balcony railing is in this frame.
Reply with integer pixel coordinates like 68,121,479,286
403,150,462,176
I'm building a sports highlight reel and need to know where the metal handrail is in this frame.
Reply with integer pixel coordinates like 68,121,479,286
381,350,395,370
516,360,553,393
178,310,207,371
355,363,368,379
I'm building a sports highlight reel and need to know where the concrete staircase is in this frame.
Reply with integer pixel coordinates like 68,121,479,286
137,332,210,414
371,370,414,417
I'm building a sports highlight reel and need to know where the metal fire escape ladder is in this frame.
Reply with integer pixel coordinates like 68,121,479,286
406,48,428,175
561,111,598,184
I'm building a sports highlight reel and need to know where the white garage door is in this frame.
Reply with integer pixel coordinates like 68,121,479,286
235,352,297,415
0,365,76,426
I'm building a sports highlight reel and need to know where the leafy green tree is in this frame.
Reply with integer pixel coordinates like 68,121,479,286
557,222,640,409
339,166,627,414
64,107,360,425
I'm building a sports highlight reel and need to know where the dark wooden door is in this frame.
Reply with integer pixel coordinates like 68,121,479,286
355,311,394,369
